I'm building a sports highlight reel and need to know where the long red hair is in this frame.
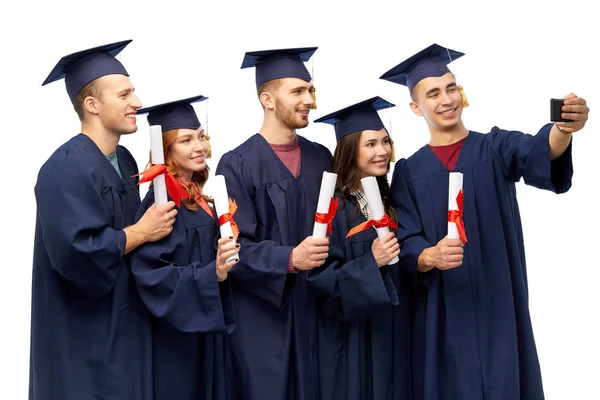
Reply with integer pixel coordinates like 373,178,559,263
149,128,212,211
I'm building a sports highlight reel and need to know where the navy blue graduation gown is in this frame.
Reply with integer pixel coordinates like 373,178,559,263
215,133,332,400
306,196,412,400
30,134,152,400
130,188,235,400
391,124,573,400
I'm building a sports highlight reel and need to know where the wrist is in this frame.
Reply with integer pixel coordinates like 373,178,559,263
417,248,435,273
555,123,570,135
290,248,296,267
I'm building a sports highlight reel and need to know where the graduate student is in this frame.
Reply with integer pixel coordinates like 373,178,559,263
31,40,177,400
380,43,589,400
215,47,332,400
308,96,412,400
131,95,238,400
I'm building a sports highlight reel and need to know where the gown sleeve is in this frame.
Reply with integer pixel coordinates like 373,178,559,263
130,191,234,334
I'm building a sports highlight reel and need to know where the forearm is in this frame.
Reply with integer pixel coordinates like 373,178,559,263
123,224,148,254
549,124,572,160
417,246,437,273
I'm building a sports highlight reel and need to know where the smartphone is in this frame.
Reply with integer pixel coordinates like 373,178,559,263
550,98,572,122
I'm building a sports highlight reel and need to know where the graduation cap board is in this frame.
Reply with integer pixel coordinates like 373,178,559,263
241,47,318,89
42,40,132,103
379,43,464,91
314,96,395,141
380,43,469,107
137,95,208,133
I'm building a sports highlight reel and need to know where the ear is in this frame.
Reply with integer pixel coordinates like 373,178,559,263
409,100,423,117
259,91,275,110
83,96,100,116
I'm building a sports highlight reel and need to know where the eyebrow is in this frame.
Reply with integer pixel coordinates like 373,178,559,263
425,87,440,97
178,130,205,140
117,87,134,96
365,135,389,142
290,84,314,92
425,82,457,97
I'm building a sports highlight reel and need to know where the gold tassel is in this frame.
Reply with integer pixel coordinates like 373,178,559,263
310,88,317,110
390,139,396,162
205,134,212,159
458,85,469,108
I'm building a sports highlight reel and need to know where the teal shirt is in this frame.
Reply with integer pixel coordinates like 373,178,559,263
105,151,122,178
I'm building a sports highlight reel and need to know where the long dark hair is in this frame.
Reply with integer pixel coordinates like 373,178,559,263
331,130,397,225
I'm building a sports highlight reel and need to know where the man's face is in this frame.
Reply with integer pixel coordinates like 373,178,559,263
94,74,142,135
410,72,463,131
272,77,315,130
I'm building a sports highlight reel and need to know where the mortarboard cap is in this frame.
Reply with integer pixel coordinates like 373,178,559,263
241,47,317,89
314,96,395,141
136,95,208,132
379,43,464,91
42,40,132,103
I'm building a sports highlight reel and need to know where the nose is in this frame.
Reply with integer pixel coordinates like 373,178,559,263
303,91,314,108
440,90,453,105
131,93,142,110
194,138,207,152
376,142,390,157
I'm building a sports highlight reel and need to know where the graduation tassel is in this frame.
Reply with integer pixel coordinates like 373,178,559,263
445,47,469,108
310,57,317,110
205,99,212,158
390,139,396,162
458,85,469,108
389,114,396,162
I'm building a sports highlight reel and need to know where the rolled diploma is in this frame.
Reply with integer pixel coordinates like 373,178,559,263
213,175,238,263
447,172,463,239
312,172,338,238
360,176,399,264
150,125,168,207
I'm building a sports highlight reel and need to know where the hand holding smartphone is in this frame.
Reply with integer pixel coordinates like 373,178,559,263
550,98,573,122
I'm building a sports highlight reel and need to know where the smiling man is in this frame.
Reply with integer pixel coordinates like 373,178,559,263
31,40,177,400
215,47,332,400
380,43,589,400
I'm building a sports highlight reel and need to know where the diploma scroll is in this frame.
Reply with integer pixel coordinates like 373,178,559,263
360,176,399,265
312,172,338,238
213,175,239,263
149,125,168,207
447,172,467,243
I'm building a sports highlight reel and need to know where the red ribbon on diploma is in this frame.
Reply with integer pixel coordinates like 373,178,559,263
136,164,191,207
346,214,398,238
218,199,240,241
448,189,467,243
314,197,339,235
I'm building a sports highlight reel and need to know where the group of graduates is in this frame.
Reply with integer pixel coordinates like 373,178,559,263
29,39,589,400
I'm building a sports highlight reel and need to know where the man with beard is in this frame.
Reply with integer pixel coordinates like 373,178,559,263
31,40,177,400
216,47,332,400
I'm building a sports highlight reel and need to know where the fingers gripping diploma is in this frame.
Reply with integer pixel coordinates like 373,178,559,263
216,236,240,282
292,236,330,271
371,231,400,268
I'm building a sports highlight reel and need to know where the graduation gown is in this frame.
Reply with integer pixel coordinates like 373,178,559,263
390,124,573,400
306,196,412,400
30,134,152,400
130,188,235,400
215,133,332,400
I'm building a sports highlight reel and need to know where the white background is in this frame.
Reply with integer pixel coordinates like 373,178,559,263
1,0,598,398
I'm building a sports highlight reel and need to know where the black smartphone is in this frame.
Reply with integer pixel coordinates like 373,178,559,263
550,98,572,122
